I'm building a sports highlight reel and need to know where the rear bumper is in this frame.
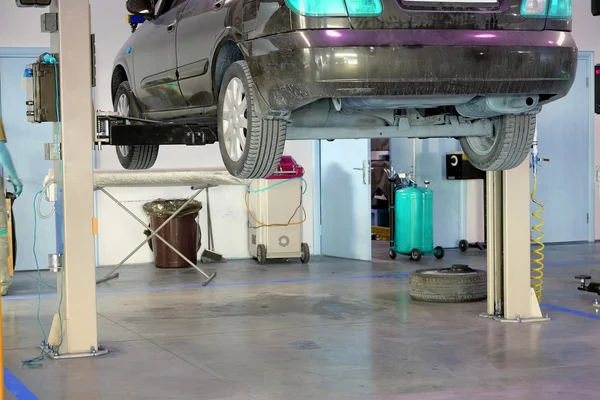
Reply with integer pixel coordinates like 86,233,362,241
244,29,577,112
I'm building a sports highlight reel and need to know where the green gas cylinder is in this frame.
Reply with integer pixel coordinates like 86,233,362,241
394,185,434,255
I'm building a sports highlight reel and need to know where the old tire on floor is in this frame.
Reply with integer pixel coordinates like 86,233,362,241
218,61,286,179
113,81,159,170
459,114,535,171
409,266,487,303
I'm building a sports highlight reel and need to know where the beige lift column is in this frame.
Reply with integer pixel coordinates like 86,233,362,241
484,160,549,323
46,0,102,357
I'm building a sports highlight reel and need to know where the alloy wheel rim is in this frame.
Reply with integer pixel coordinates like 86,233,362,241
222,78,248,162
116,93,130,157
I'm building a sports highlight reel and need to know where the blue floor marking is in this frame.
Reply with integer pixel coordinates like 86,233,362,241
4,367,39,400
2,273,410,301
540,304,600,320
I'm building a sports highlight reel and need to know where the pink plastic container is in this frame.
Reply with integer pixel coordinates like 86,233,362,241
265,156,305,179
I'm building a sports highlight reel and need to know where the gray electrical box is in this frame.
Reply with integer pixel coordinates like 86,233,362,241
24,61,60,123
41,12,58,33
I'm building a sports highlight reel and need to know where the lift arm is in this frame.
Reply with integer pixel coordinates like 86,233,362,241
95,112,217,147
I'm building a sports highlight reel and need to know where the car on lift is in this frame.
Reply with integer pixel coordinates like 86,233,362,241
112,0,577,178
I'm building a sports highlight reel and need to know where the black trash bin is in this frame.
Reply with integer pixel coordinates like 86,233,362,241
143,199,202,269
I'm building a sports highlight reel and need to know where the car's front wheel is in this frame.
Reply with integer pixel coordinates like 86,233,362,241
218,61,286,179
459,114,535,171
113,81,159,170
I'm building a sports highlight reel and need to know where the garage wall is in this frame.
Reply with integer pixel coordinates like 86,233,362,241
572,2,600,240
0,1,316,265
0,7,48,48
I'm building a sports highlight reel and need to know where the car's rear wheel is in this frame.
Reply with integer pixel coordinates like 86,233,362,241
114,81,159,170
218,61,286,179
459,114,535,171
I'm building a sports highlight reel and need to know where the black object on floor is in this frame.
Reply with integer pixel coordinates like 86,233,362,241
576,275,600,295
409,265,487,303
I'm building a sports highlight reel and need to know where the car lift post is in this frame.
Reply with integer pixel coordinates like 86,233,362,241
484,160,549,323
46,0,103,358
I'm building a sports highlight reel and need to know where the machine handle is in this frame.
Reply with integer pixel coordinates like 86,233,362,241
214,0,224,9
167,21,176,32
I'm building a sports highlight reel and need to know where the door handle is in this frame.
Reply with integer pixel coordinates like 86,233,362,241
353,160,373,185
167,21,176,32
214,0,224,10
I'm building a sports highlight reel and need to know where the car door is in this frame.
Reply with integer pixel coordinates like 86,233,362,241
132,0,188,112
176,0,231,108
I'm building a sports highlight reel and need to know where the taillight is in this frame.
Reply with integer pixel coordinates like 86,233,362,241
345,0,383,16
521,0,548,17
547,0,571,18
521,0,571,19
284,0,383,17
285,0,348,17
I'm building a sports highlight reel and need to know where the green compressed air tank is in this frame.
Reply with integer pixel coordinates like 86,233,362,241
394,186,434,255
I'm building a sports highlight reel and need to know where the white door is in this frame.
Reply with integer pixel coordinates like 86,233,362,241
320,139,372,261
534,54,593,243
0,55,56,270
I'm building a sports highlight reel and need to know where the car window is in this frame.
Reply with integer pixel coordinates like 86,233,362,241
157,0,187,16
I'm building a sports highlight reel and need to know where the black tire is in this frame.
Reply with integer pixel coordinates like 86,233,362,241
113,81,159,170
218,61,286,179
409,268,487,303
410,249,422,262
459,114,535,171
300,243,310,264
434,246,445,260
389,250,397,260
459,240,469,252
257,244,267,265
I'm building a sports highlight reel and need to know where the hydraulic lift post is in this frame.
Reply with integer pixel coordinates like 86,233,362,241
484,161,549,323
45,0,103,358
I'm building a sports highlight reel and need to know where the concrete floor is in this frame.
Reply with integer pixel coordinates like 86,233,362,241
2,241,600,399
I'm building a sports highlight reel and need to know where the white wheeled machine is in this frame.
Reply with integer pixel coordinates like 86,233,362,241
247,157,310,264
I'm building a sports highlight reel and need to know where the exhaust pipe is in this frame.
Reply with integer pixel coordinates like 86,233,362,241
456,95,540,118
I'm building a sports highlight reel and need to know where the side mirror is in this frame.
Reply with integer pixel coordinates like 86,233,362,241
594,0,600,16
126,0,154,16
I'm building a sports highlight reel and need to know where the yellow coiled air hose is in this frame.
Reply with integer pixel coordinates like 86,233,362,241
530,176,545,303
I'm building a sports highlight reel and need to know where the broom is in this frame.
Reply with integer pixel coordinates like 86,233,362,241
201,187,226,263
